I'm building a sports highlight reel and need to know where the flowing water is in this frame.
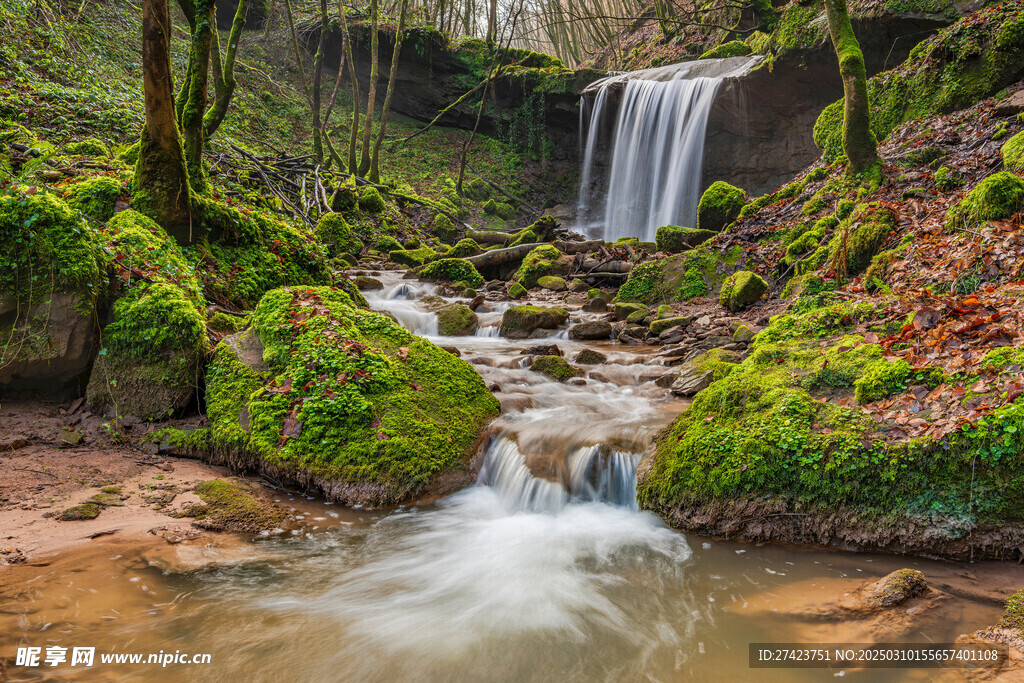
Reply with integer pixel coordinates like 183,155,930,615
1,275,1018,681
576,57,760,242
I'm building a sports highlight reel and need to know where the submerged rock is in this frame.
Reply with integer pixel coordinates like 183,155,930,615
206,286,499,506
185,479,289,534
862,569,928,608
529,355,577,382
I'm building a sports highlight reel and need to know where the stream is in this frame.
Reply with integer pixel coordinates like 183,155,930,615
1,274,1017,681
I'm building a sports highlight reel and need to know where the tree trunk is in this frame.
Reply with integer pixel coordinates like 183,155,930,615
357,0,379,177
823,0,879,174
337,0,359,172
180,0,215,193
204,0,251,138
311,0,328,162
369,0,409,184
486,0,497,43
134,0,195,244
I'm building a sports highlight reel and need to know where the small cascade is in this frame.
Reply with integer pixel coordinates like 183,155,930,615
577,56,761,243
478,437,641,513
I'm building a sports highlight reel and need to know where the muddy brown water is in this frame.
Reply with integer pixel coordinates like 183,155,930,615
2,276,1020,682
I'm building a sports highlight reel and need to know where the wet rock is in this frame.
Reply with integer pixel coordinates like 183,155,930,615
863,569,928,608
614,302,647,321
529,355,577,382
671,368,715,396
575,349,607,365
568,278,589,293
656,225,717,252
669,349,741,396
440,345,462,357
352,275,383,291
500,305,569,339
437,304,479,336
522,344,562,357
568,320,613,340
650,316,692,336
485,280,505,292
583,297,609,312
537,275,567,291
624,324,647,338
468,294,485,310
507,282,527,299
626,308,649,324
184,479,290,534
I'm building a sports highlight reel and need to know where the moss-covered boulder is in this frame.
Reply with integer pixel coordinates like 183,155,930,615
699,40,753,60
575,349,607,365
376,235,402,253
1002,131,1024,173
390,247,438,267
66,138,110,157
352,276,383,292
516,244,567,288
650,316,692,336
568,320,612,340
1,189,106,395
418,258,484,288
63,176,123,222
945,171,1024,230
863,569,928,608
359,186,387,213
537,275,566,291
86,281,207,419
568,278,588,293
507,282,527,299
316,213,362,257
447,238,483,258
529,355,576,382
432,213,457,244
697,182,746,232
655,225,717,252
500,305,569,339
719,271,767,311
614,302,647,321
830,203,897,276
206,286,499,505
618,245,745,304
437,304,479,336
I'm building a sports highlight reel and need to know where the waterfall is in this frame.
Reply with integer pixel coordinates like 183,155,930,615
577,56,762,243
478,437,641,513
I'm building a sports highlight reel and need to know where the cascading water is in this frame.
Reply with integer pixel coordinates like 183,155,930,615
577,56,762,243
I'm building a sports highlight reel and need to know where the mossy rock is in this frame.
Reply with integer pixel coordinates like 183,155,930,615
483,198,498,214
60,503,101,521
568,278,588,293
614,302,647,321
359,186,387,213
626,308,649,324
529,355,576,382
699,40,752,60
656,225,717,252
86,281,207,420
537,275,566,291
575,349,607,365
516,244,565,288
1002,131,1024,173
464,177,491,201
507,282,527,299
499,305,569,339
829,203,897,276
390,247,439,268
208,312,248,334
437,304,479,336
656,304,673,319
63,176,123,222
188,479,288,533
432,213,457,244
719,271,767,312
316,213,362,257
649,316,692,336
618,245,744,305
418,258,484,288
863,569,927,607
854,357,912,404
998,589,1024,634
376,235,403,252
697,181,746,232
568,320,613,340
448,238,483,258
945,171,1024,231
206,287,499,506
66,138,109,157
352,275,383,291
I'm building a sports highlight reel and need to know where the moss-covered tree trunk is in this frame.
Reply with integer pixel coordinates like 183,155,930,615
357,0,379,177
369,0,409,184
134,0,195,244
179,0,215,193
311,0,328,163
823,0,879,174
203,0,251,138
339,0,360,172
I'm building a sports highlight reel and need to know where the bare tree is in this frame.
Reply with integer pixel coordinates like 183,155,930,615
369,0,410,183
357,0,380,176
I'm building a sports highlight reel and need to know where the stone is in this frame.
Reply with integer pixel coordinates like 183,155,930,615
537,275,567,291
529,355,576,382
614,302,647,321
574,349,607,365
863,569,928,608
568,278,589,293
655,225,718,252
352,275,383,291
649,316,692,336
733,324,756,342
583,297,609,312
507,282,527,299
437,304,479,336
719,271,768,312
697,181,746,232
626,308,649,324
994,89,1024,117
500,305,569,339
568,320,613,340
671,367,716,396
522,344,562,357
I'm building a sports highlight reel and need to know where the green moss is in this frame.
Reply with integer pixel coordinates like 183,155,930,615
998,589,1024,634
482,198,498,214
0,189,105,304
447,238,482,258
656,225,716,252
500,304,568,337
699,40,753,60
209,287,499,502
376,235,403,252
316,213,362,257
679,267,709,300
65,138,109,157
464,177,492,201
63,176,123,222
208,312,248,334
829,203,896,275
945,171,1024,230
934,166,961,191
617,259,666,304
359,186,387,213
719,270,767,311
389,247,438,267
769,2,824,55
437,304,478,336
432,212,457,243
1002,131,1024,173
507,282,527,299
981,346,1024,371
516,244,562,288
418,258,484,288
60,503,101,520
854,357,912,404
529,355,576,382
189,479,287,533
697,181,746,232
536,275,566,291
146,426,212,456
